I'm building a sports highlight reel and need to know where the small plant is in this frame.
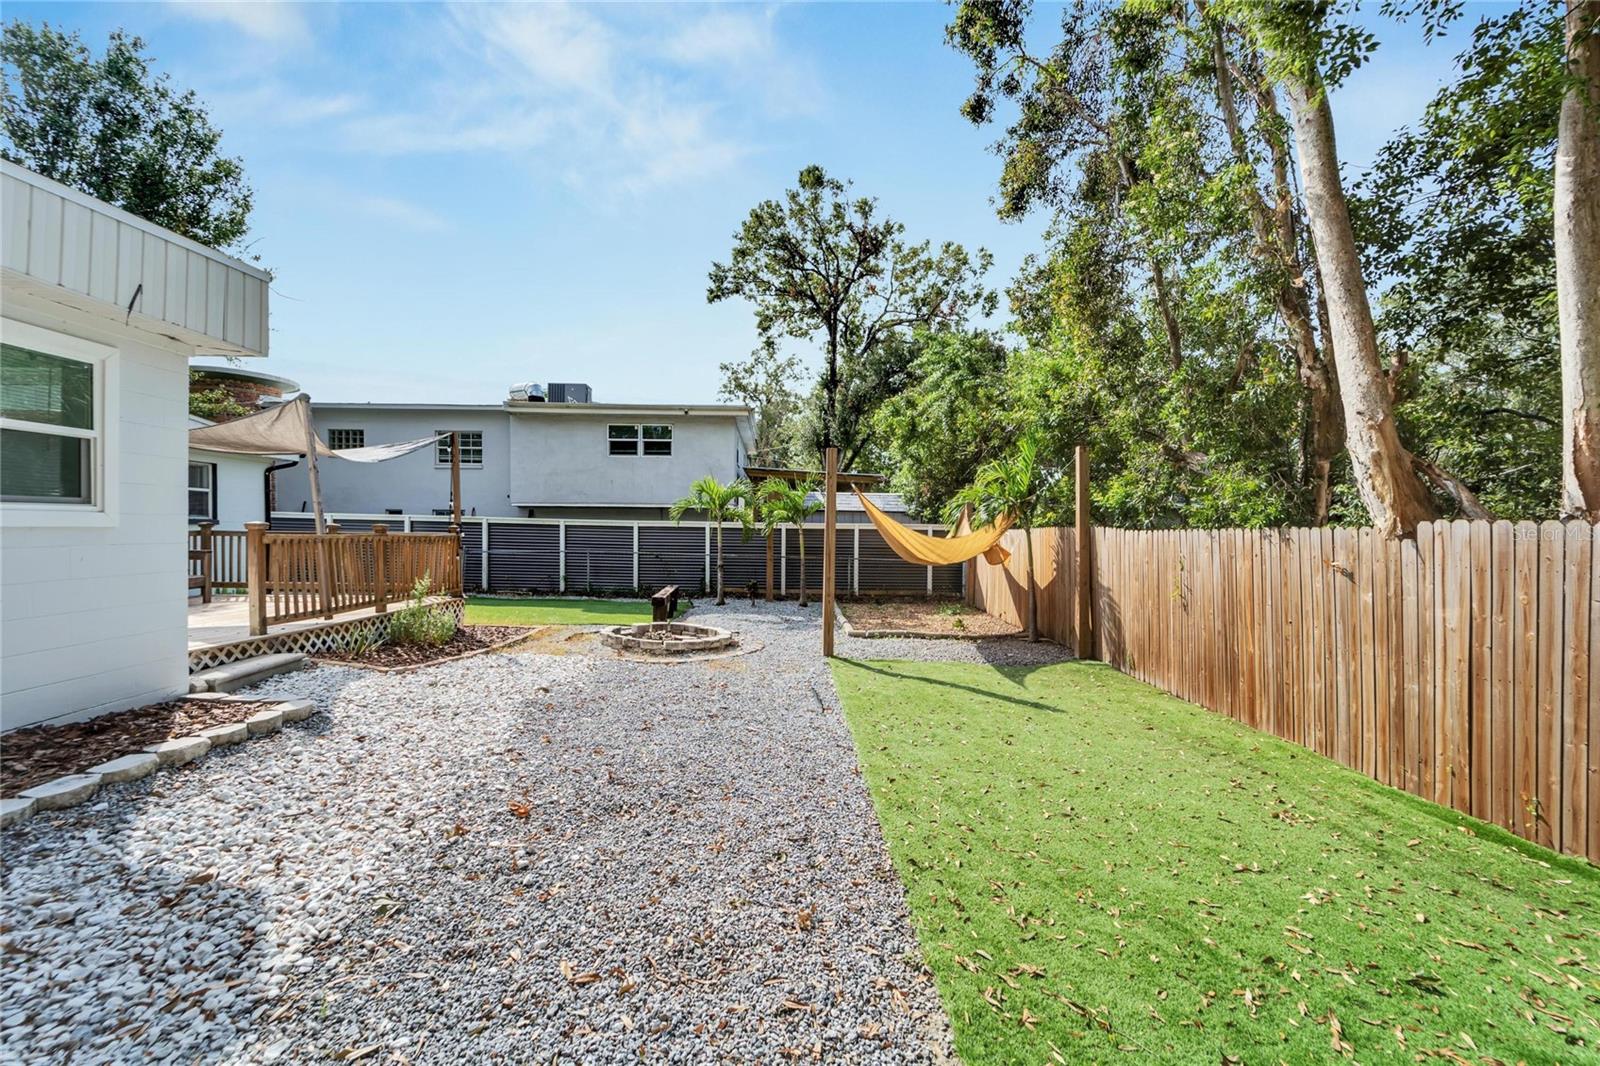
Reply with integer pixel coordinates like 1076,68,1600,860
386,575,458,647
936,602,966,617
338,625,385,657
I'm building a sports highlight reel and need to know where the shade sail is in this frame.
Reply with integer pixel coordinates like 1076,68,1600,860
854,491,1012,566
329,434,446,463
187,397,334,456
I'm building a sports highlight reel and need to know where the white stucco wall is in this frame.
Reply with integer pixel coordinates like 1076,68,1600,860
275,408,515,518
2,301,192,730
506,413,746,509
275,405,750,518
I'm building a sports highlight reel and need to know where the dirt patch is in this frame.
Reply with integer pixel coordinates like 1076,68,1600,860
2,698,277,795
841,599,1020,638
502,628,601,657
315,625,536,670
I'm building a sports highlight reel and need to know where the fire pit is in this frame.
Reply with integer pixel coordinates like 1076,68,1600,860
601,621,736,656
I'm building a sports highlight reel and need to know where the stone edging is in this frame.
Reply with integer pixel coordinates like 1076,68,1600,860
0,695,319,832
311,628,544,673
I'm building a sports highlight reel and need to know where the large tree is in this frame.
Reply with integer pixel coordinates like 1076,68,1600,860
1556,0,1600,518
1,21,252,249
718,340,803,467
708,165,995,470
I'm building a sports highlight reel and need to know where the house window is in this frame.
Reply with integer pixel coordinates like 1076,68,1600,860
608,424,639,456
1,342,98,505
327,428,364,450
436,430,484,466
188,462,216,521
643,424,672,456
609,424,672,456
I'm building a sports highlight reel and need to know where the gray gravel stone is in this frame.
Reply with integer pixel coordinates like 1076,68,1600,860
0,602,962,1063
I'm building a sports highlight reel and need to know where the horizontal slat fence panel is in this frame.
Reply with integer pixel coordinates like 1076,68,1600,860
967,520,1598,864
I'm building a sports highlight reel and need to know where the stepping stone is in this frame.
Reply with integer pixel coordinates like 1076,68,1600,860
275,699,316,723
0,796,37,828
19,774,102,811
245,708,284,735
85,753,160,784
144,736,211,766
198,722,248,747
189,654,307,694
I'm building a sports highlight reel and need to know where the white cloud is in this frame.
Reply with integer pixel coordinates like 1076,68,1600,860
170,1,312,46
346,193,452,234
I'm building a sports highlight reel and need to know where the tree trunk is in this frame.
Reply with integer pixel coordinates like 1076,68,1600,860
1558,0,1600,519
1210,26,1343,524
797,531,809,607
1024,528,1038,642
715,522,726,605
1283,77,1437,537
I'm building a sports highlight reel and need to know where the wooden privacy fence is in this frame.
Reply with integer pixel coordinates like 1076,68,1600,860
968,520,1598,864
243,522,462,634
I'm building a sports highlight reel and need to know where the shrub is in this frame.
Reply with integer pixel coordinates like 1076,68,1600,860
385,576,458,647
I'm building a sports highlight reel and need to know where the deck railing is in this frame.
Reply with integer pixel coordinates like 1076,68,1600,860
242,522,462,634
188,524,250,589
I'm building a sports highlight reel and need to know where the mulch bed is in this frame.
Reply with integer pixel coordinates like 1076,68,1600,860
2,698,276,796
314,625,535,671
841,599,1022,638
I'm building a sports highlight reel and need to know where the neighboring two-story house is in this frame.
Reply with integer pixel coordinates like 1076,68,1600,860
273,385,755,521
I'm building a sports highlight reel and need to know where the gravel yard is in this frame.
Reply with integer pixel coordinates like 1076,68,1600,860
0,601,1022,1064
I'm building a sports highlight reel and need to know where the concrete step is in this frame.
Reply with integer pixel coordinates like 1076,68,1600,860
189,653,308,694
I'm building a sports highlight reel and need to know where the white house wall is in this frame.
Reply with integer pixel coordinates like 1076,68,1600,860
190,447,277,529
507,414,746,510
2,298,192,730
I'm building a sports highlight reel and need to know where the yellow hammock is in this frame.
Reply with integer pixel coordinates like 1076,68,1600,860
854,492,1013,566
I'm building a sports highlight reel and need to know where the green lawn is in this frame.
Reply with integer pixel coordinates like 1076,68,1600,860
832,658,1599,1065
463,596,658,626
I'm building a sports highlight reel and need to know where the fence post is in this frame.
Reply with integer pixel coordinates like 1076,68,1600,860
558,521,567,594
372,523,389,613
822,447,838,657
481,519,490,592
246,522,268,636
1075,444,1094,658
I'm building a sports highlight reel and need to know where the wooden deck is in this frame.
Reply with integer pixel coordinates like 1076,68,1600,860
187,595,419,650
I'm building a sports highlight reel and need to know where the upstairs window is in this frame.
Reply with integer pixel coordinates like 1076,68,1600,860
327,428,365,450
608,424,639,456
643,424,672,456
609,423,672,456
1,342,99,505
436,430,484,466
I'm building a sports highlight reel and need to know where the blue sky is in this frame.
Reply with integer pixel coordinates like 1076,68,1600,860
8,2,1498,405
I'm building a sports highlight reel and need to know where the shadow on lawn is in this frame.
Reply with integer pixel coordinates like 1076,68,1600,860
835,657,1083,716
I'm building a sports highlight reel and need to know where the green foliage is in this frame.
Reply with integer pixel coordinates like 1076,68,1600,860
188,373,250,422
834,657,1599,1065
385,577,458,647
709,166,995,469
947,431,1054,531
1,21,253,250
668,475,752,528
754,479,823,605
719,339,804,467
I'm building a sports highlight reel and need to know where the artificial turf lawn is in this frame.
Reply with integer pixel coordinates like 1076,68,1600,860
462,596,657,626
831,658,1599,1065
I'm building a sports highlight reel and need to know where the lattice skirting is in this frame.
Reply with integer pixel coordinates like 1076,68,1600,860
188,598,465,673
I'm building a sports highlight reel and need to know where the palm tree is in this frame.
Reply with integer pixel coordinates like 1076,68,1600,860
756,479,824,606
948,433,1050,641
669,475,753,605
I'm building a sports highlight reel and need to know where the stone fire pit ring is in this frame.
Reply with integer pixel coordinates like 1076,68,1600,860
601,621,737,656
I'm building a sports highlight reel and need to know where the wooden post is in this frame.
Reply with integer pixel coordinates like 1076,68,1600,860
245,521,268,636
198,521,215,605
297,393,335,619
822,447,838,657
1075,444,1094,658
450,431,464,596
372,523,389,612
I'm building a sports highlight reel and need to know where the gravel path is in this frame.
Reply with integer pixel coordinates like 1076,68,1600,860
0,601,996,1064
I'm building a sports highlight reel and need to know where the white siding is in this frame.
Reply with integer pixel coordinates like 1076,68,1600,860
0,162,268,358
1,299,193,731
189,446,275,530
508,414,744,508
